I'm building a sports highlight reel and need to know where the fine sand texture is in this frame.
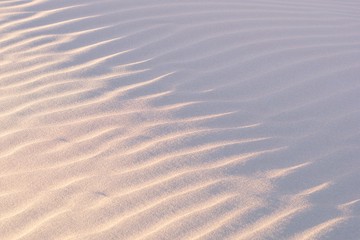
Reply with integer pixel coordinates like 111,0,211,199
1,0,360,239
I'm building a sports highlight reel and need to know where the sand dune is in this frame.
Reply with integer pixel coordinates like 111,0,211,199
1,0,360,239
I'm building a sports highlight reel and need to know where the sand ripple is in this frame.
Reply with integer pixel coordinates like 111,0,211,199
1,0,360,239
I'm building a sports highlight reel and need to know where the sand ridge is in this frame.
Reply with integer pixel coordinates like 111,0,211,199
1,0,360,239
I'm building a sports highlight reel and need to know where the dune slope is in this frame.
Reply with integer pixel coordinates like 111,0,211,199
1,0,360,239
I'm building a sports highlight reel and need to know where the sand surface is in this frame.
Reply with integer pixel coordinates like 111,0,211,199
1,0,360,239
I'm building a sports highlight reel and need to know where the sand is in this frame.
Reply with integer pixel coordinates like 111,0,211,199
1,0,360,239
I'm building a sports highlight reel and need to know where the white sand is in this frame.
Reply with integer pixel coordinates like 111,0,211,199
1,0,360,239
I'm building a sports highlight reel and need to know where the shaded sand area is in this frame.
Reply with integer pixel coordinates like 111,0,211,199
1,0,360,239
